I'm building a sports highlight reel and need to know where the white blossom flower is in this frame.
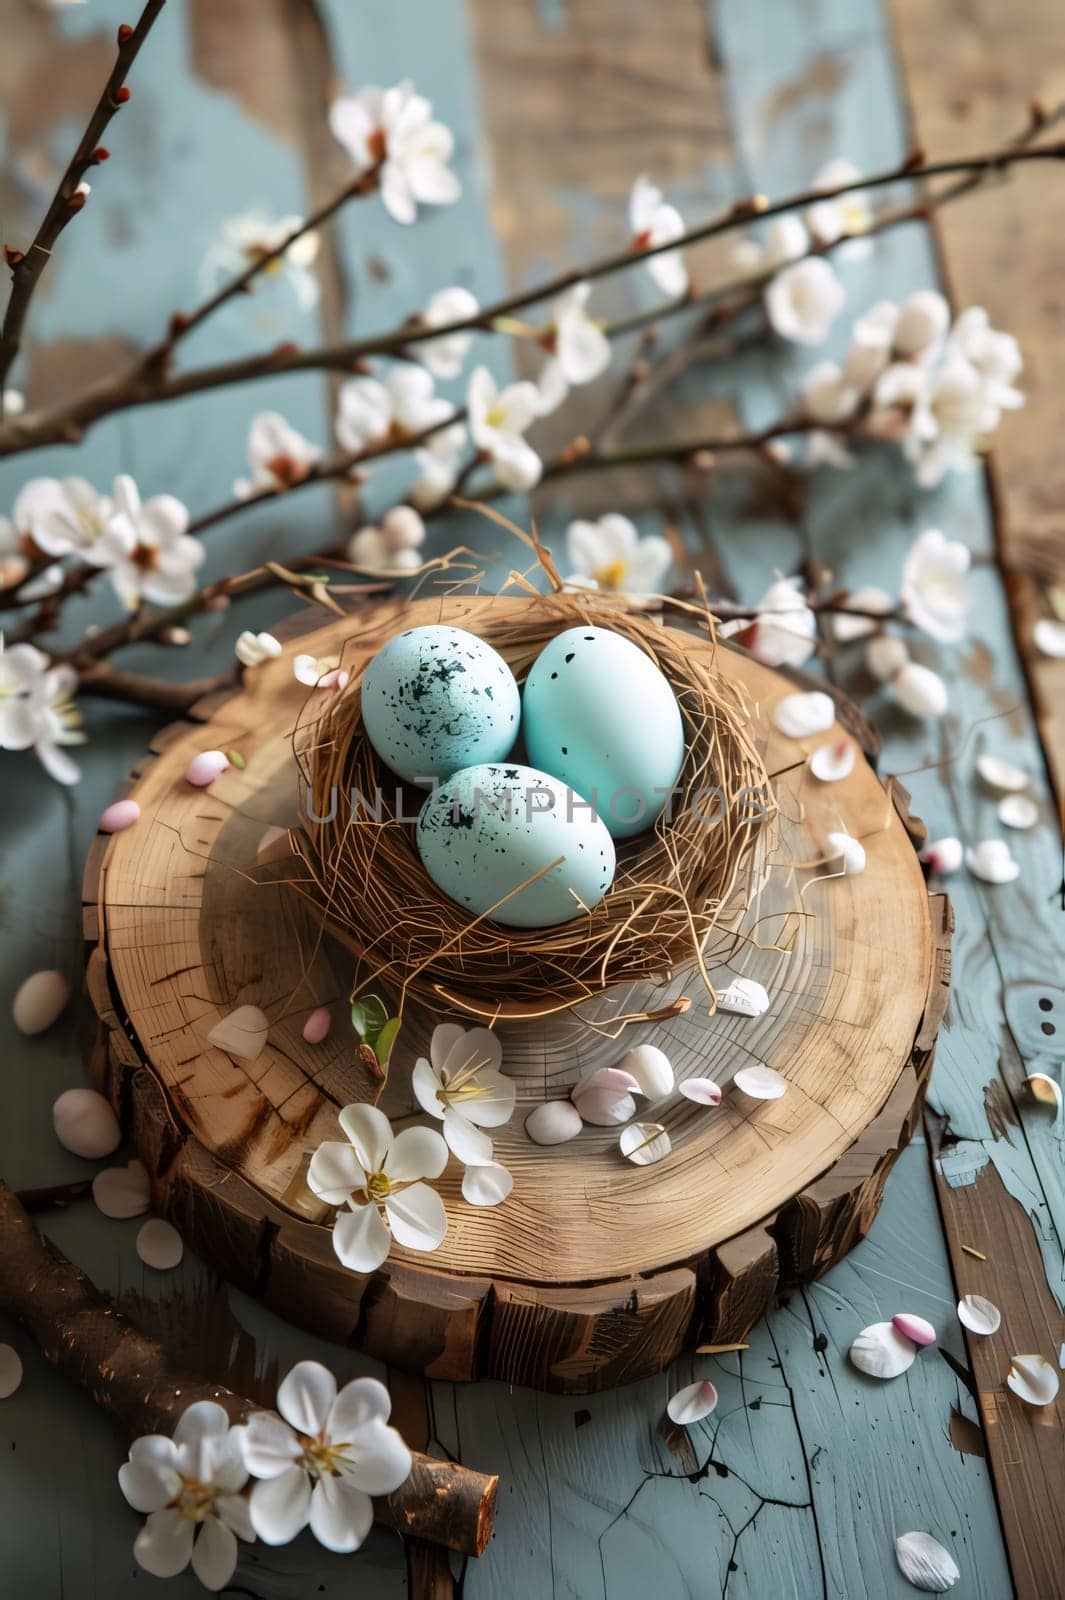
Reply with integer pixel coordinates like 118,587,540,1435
95,476,203,610
949,306,1023,410
801,361,859,424
894,290,950,362
409,420,468,509
242,1362,411,1553
467,366,542,491
307,1103,448,1273
347,503,428,573
412,1023,516,1167
806,158,872,254
235,630,282,668
900,528,971,642
201,211,321,312
868,359,929,440
118,1400,253,1592
733,214,809,275
891,660,949,718
329,82,461,225
234,412,322,497
12,475,117,563
294,652,347,691
411,285,479,379
535,283,611,414
1,388,24,416
0,641,85,784
765,257,845,345
842,301,898,388
720,576,817,668
565,513,671,600
629,177,689,298
906,351,1018,486
335,366,454,456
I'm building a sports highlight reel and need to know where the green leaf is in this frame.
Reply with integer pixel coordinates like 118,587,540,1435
374,1016,401,1069
350,994,389,1045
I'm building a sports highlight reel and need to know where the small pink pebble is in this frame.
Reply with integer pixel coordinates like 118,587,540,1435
99,798,140,833
892,1312,937,1347
302,1006,332,1044
185,750,230,787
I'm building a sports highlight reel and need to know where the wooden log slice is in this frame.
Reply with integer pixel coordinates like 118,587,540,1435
83,595,951,1394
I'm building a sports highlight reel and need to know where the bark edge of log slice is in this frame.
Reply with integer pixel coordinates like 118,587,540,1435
82,596,952,1394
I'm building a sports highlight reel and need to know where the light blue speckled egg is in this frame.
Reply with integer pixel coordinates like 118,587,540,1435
522,626,685,839
361,625,520,787
416,762,616,928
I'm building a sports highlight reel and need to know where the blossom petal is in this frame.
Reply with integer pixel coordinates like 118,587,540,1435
0,699,36,751
306,1139,365,1205
461,1161,513,1207
333,1202,391,1272
249,1464,312,1545
438,1023,502,1077
190,1516,239,1593
386,1124,449,1182
328,1375,392,1437
337,1419,413,1495
134,1508,195,1579
309,1474,374,1553
385,1182,447,1253
459,1069,517,1128
240,1410,302,1479
443,1108,494,1165
36,740,81,786
173,1399,230,1453
492,434,542,491
411,1057,446,1119
118,1437,180,1512
338,1102,393,1173
277,1360,337,1436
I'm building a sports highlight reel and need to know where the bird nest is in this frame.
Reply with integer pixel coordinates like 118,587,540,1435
289,591,774,1023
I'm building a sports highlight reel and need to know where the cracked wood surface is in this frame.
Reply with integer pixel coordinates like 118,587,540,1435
0,0,1053,1594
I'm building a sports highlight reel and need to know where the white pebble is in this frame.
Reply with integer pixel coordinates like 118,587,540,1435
98,799,140,833
136,1218,184,1270
525,1101,583,1145
0,1344,23,1399
92,1160,150,1219
13,970,70,1036
52,1088,121,1159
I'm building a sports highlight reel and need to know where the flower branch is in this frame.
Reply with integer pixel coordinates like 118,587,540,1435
0,0,169,396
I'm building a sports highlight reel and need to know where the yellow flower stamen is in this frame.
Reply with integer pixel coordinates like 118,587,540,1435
594,558,627,591
365,1169,392,1202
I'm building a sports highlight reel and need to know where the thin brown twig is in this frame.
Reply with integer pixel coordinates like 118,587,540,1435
4,127,1065,456
0,0,169,396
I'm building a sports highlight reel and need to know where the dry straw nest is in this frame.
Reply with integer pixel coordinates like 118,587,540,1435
290,592,774,1022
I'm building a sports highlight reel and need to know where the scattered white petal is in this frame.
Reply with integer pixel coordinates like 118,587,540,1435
1024,1073,1062,1112
891,662,949,718
892,1313,936,1348
919,836,963,875
997,794,1038,830
0,1345,23,1399
666,1379,718,1426
52,1087,121,1158
461,1162,513,1207
809,739,855,783
866,633,909,683
619,1121,672,1165
965,839,1019,885
302,1007,332,1044
957,1294,1001,1336
850,1320,917,1379
185,750,230,787
93,1159,150,1218
525,1101,582,1145
207,1005,269,1061
1006,1353,1060,1406
826,831,866,874
679,1078,723,1106
619,1044,674,1098
717,978,770,1017
572,1067,641,1126
1033,617,1065,658
733,1065,787,1101
976,753,1028,794
136,1218,184,1270
99,799,140,833
771,690,835,739
895,1530,960,1593
235,630,283,668
13,969,70,1035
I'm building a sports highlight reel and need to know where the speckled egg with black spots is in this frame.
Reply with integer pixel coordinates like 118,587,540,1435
361,625,521,786
417,763,616,928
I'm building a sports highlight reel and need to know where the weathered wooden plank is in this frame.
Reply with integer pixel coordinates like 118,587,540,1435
888,0,1065,803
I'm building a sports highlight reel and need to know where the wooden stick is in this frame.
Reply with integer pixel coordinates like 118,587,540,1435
0,1182,497,1558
